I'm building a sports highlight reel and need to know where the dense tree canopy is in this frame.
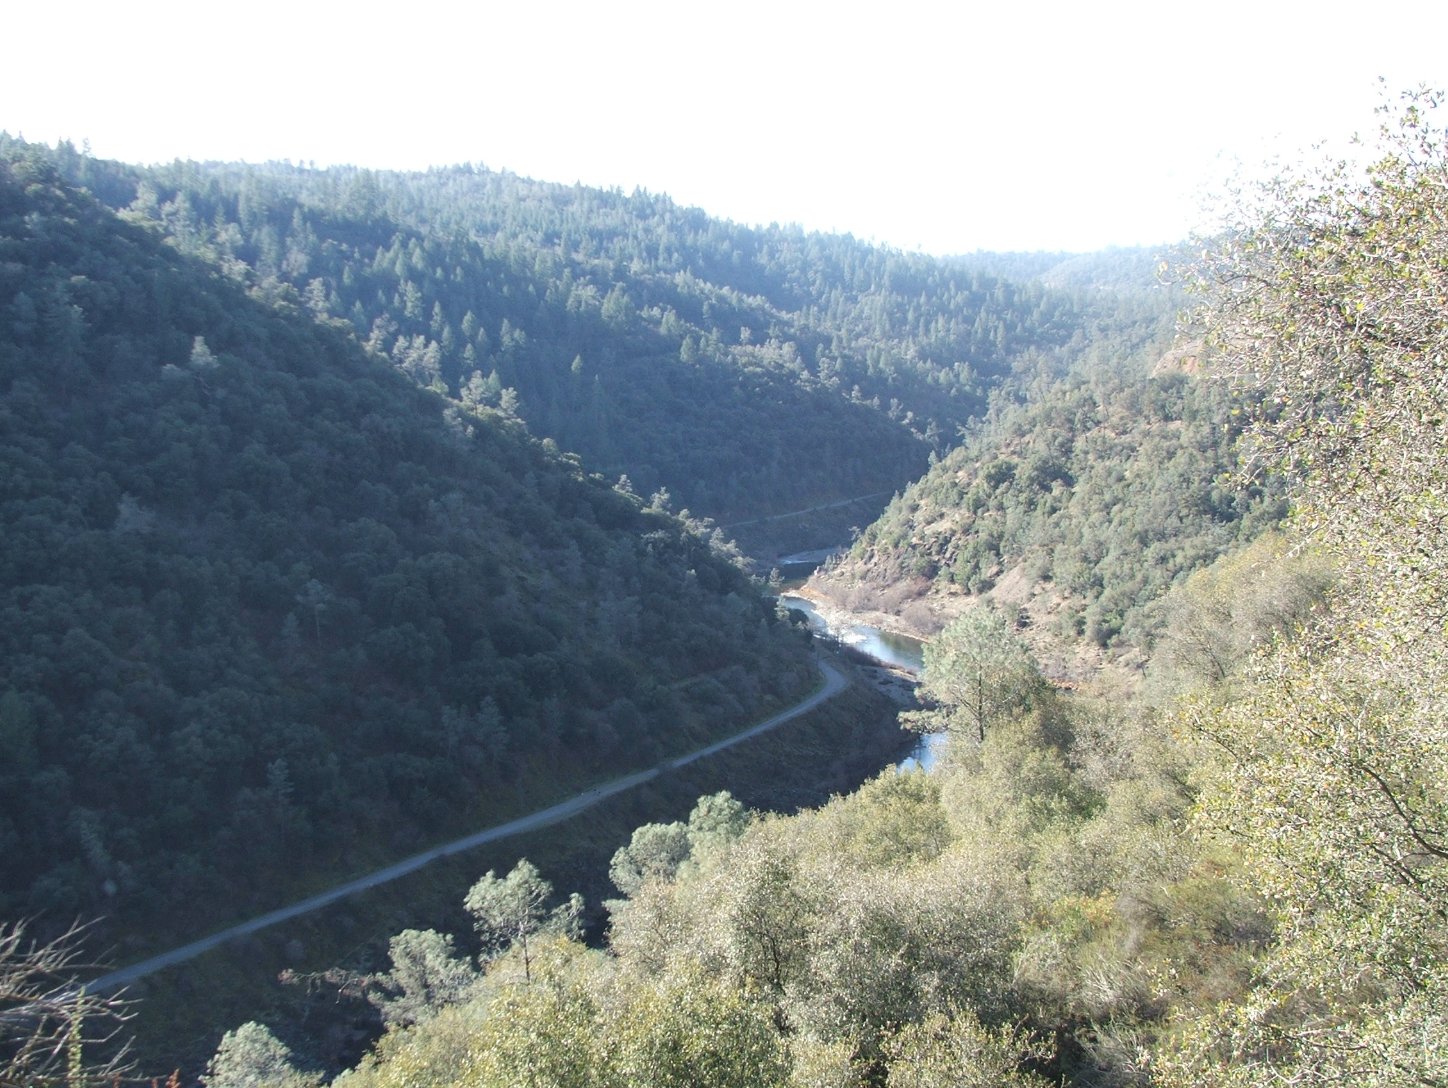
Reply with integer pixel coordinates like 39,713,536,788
0,149,816,944
4,136,1174,532
813,346,1284,656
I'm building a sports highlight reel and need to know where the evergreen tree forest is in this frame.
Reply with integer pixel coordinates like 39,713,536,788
0,149,818,944
811,349,1287,657
7,136,1176,526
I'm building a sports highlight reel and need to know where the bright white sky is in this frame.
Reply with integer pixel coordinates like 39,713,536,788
5,0,1446,253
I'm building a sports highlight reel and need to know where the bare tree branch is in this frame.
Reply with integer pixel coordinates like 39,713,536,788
0,919,134,1088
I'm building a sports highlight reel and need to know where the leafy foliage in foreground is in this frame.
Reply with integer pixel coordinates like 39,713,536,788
0,150,814,937
1158,87,1448,1088
254,638,1254,1087
258,522,1331,1087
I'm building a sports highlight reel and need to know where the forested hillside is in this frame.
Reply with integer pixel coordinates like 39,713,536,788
785,237,1274,666
15,138,1168,528
811,358,1285,659
168,90,1445,1088
0,149,818,944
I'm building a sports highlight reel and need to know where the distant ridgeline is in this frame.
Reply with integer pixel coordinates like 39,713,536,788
0,149,818,938
20,137,1176,525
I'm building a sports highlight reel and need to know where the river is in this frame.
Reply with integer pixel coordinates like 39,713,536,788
779,593,944,771
780,593,924,672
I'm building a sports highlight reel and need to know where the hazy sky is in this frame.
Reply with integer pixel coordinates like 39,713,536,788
6,0,1446,253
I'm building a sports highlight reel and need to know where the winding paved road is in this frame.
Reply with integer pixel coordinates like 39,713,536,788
88,660,848,992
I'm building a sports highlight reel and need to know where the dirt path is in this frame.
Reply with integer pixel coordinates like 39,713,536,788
719,491,892,530
89,661,848,992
